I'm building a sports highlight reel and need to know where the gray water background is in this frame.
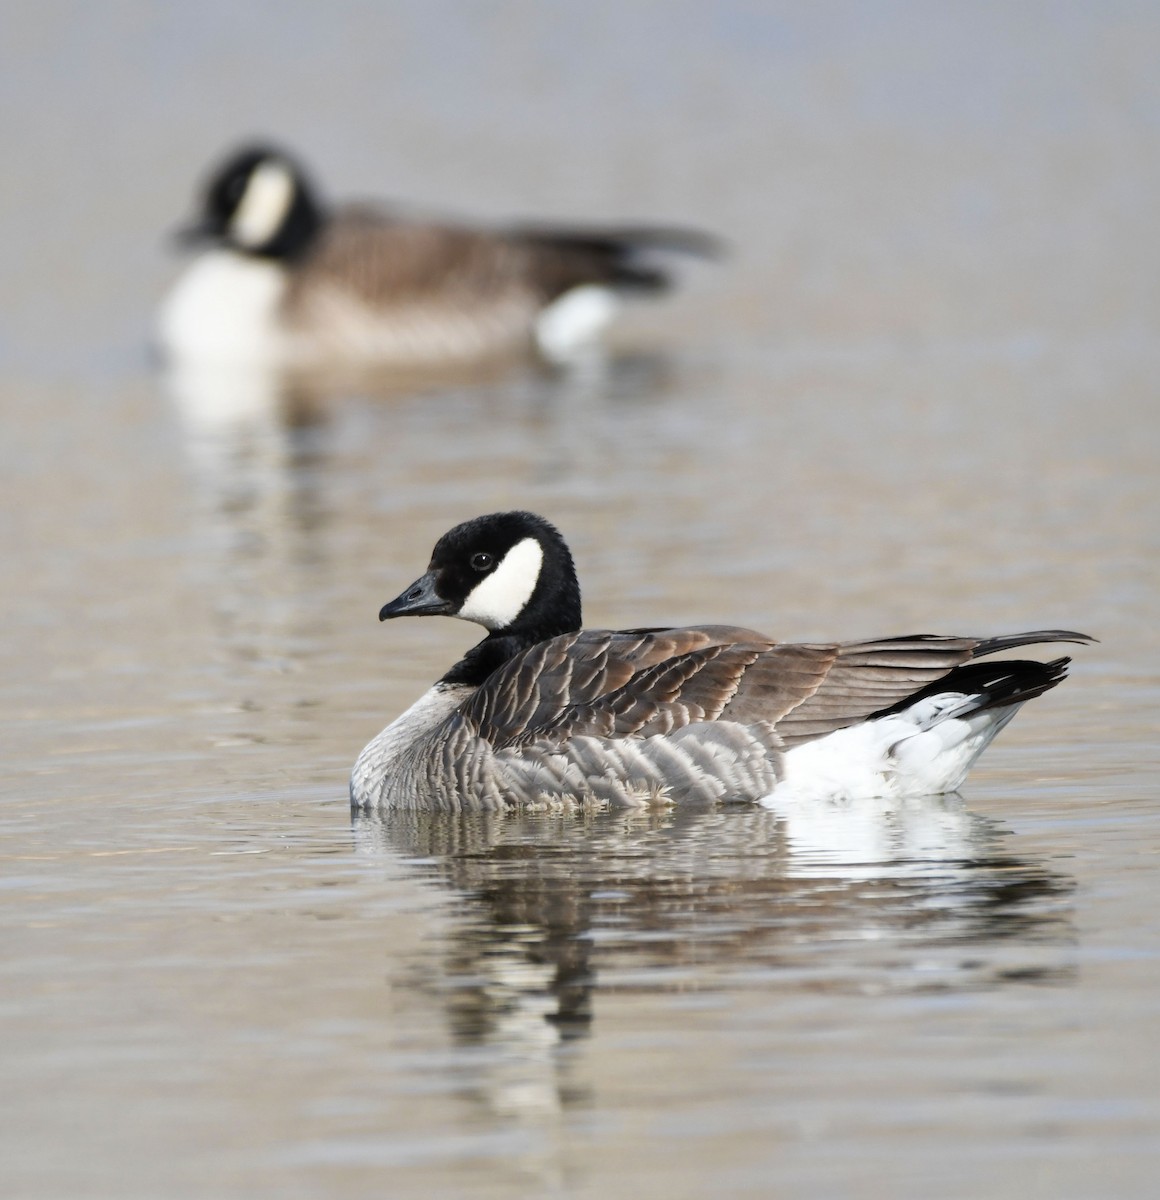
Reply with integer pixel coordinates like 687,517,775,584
1,3,1158,1197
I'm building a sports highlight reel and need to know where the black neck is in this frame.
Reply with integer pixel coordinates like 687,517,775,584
250,187,325,261
441,611,579,690
440,635,526,689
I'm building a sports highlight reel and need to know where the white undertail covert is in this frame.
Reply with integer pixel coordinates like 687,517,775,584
534,285,620,362
768,690,1023,805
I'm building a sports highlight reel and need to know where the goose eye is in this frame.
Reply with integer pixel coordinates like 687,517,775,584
470,552,494,572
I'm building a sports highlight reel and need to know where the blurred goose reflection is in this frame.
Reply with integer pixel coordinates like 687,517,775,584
353,796,1074,1118
162,345,681,514
160,360,334,680
162,358,326,509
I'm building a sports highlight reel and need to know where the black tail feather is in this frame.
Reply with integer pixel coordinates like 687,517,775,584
513,223,724,296
514,223,724,260
872,656,1072,720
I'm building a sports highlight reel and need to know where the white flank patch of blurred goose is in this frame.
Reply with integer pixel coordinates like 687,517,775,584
350,512,1092,811
157,143,720,370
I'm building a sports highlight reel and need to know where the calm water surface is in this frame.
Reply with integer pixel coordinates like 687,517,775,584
2,4,1159,1198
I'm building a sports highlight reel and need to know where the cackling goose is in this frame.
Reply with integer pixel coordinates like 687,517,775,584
350,512,1092,811
158,143,719,370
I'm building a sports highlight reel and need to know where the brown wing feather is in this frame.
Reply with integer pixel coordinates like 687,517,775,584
287,206,713,310
285,208,539,309
763,636,982,748
459,625,862,750
456,627,1090,755
750,632,1089,747
462,626,785,749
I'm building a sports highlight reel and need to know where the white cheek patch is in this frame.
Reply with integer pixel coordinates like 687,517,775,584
230,161,295,249
457,537,544,630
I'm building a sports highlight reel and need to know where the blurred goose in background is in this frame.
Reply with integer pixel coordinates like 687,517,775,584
350,511,1092,811
157,142,720,372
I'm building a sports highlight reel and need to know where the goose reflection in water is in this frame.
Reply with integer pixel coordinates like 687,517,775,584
352,795,1074,1117
161,346,672,503
159,361,335,677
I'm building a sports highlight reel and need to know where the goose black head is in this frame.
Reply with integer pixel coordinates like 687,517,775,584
176,142,324,261
380,512,582,645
